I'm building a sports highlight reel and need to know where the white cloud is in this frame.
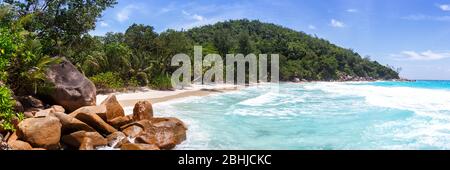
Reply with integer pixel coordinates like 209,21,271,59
182,10,205,21
439,4,450,11
99,21,109,27
116,5,139,22
330,19,345,28
308,25,316,30
346,9,358,13
398,50,450,60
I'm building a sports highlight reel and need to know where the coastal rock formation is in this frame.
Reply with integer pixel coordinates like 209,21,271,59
132,101,153,121
3,93,187,150
17,116,62,149
45,57,97,112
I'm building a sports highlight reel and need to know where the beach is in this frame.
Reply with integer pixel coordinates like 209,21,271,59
96,84,241,108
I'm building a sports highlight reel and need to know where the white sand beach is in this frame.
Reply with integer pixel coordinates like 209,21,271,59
96,84,241,107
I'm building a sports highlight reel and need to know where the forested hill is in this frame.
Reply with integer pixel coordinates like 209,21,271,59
186,19,399,81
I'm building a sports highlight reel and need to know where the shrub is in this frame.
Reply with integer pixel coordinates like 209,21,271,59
0,85,23,131
150,74,173,90
90,72,124,90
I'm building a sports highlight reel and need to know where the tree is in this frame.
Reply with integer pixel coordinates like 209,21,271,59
4,0,117,56
237,32,255,54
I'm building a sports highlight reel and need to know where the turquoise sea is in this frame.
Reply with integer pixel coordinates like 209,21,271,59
153,81,450,150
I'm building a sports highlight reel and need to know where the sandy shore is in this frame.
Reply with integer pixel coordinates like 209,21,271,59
96,84,241,107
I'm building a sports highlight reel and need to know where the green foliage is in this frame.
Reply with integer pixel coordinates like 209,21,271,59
187,19,400,81
4,0,117,56
150,73,173,90
0,85,22,131
90,72,124,90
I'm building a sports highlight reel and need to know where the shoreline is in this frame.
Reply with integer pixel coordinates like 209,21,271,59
96,80,414,107
96,84,242,107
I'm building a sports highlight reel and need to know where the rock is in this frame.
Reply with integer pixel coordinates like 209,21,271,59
120,143,159,150
32,148,47,150
135,132,156,145
69,106,107,120
61,131,107,149
108,115,133,128
106,132,128,148
100,95,125,122
34,109,51,117
8,140,32,150
151,117,187,149
129,117,187,150
79,138,94,150
292,77,300,82
73,112,117,135
122,125,143,138
49,105,65,113
7,132,18,142
51,112,96,134
44,57,96,112
120,119,152,131
23,111,34,118
132,101,153,121
14,100,24,113
17,117,62,149
17,96,44,110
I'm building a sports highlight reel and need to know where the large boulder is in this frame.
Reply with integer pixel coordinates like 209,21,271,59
7,140,33,150
131,117,187,150
73,112,117,135
150,118,187,149
132,101,153,121
69,106,107,120
108,115,133,129
44,57,96,112
17,117,62,150
100,95,125,122
51,112,96,134
61,131,107,149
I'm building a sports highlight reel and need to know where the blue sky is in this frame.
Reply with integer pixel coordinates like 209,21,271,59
91,0,450,80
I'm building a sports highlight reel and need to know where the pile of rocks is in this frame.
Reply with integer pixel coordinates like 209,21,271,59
4,94,187,150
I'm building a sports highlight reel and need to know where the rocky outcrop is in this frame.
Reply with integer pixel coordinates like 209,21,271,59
17,116,62,150
132,101,153,121
3,93,187,150
44,57,96,112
